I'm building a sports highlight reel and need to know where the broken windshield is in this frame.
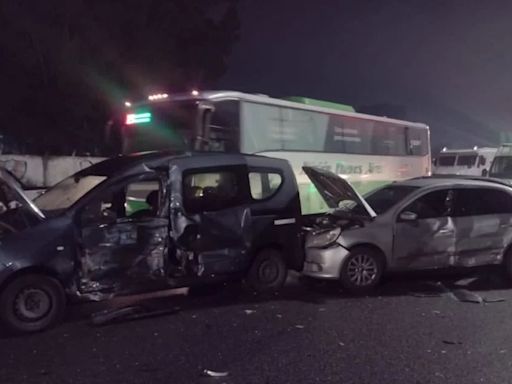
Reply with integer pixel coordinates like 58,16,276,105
34,175,107,212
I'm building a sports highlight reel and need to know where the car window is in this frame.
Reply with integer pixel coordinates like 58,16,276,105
183,170,242,213
401,189,452,219
249,172,282,200
454,188,512,216
360,185,419,215
125,181,161,217
81,178,161,224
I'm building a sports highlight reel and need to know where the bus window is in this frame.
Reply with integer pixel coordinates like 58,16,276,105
438,155,456,166
209,101,240,152
456,154,477,167
241,102,328,152
371,122,406,155
325,116,372,154
406,126,429,156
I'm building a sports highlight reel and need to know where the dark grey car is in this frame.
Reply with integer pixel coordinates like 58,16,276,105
0,152,304,333
303,168,512,293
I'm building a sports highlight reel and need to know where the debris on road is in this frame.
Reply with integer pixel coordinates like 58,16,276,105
90,305,180,326
442,340,463,345
454,277,479,287
409,281,450,297
483,297,506,303
295,325,305,329
202,369,229,377
449,289,483,304
338,342,345,346
244,309,256,315
276,314,282,318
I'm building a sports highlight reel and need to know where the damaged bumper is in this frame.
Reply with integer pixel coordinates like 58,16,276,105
302,243,349,279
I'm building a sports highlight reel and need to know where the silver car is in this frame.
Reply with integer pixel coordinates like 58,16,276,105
303,167,512,293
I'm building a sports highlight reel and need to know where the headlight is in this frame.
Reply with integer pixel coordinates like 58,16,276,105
306,228,341,248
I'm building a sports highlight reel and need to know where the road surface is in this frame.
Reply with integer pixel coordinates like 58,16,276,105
1,269,512,384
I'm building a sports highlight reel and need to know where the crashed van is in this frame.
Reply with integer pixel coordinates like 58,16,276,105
303,167,512,293
0,152,304,332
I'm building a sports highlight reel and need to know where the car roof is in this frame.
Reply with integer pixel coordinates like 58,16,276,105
393,176,512,189
77,151,290,177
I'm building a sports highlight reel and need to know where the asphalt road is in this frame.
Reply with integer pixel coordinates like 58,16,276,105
2,269,512,384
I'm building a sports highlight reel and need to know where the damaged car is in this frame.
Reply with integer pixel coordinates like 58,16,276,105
303,167,512,293
0,152,304,333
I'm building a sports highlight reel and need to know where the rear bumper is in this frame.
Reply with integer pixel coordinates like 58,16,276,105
302,244,349,279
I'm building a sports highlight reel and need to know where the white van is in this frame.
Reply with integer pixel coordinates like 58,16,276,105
434,147,497,176
489,144,512,180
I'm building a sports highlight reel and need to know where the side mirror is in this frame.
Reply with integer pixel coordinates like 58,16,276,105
399,211,418,221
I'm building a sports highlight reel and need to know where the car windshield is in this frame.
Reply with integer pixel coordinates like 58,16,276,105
34,175,107,212
490,156,512,177
349,185,419,215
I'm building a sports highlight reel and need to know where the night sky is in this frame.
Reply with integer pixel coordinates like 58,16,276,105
219,0,512,152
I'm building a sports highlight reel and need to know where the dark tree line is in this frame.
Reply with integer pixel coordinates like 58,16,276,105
0,0,240,155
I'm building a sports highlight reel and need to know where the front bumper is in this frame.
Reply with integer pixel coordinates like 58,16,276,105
302,244,349,279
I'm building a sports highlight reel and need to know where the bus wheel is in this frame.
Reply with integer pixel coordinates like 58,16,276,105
247,249,288,293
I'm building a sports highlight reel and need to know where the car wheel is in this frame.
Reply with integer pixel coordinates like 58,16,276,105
247,249,288,293
340,246,384,294
0,274,66,334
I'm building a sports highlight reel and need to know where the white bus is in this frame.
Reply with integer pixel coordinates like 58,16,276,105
434,147,496,177
113,91,431,213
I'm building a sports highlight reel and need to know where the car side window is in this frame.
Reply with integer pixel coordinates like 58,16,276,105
249,172,282,200
454,188,512,217
401,189,453,219
183,170,242,213
81,178,162,225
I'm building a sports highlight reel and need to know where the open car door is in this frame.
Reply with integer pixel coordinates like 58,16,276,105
170,164,253,277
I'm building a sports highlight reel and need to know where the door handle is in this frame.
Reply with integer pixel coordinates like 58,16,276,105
438,229,453,235
501,224,512,229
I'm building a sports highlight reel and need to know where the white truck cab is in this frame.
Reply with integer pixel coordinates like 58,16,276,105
489,144,512,180
434,147,497,177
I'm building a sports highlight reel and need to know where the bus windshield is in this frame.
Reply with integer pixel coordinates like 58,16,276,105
122,101,199,153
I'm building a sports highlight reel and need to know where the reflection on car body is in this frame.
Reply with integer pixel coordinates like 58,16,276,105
303,167,512,293
0,151,304,333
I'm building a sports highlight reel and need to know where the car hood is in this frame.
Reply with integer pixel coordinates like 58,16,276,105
302,166,376,219
0,168,45,220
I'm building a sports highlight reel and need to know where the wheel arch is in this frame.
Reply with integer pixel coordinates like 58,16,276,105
343,243,388,271
0,266,64,293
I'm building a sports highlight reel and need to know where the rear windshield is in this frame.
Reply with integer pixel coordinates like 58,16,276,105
438,155,456,166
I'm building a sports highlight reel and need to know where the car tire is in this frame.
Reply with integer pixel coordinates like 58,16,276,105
247,249,288,293
0,274,66,334
340,246,384,294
